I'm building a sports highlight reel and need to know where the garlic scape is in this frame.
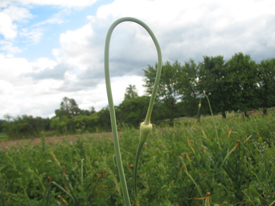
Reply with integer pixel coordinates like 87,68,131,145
104,17,162,206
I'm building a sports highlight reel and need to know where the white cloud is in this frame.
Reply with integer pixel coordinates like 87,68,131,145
1,0,98,8
0,54,32,84
0,13,17,39
0,41,21,56
33,18,64,27
2,6,33,22
32,0,97,7
76,75,145,111
0,6,33,40
59,23,99,70
0,54,58,87
0,54,66,118
20,28,43,43
0,80,14,95
1,0,275,118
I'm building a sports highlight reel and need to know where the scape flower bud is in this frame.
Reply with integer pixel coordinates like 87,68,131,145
139,122,152,145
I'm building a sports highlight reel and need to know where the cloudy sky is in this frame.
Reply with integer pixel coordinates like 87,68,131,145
0,0,274,119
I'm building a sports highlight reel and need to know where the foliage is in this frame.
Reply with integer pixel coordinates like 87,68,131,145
2,115,49,139
117,96,150,127
225,53,259,117
124,85,138,100
117,96,166,127
197,56,231,118
55,97,81,119
256,58,275,114
177,59,200,117
2,54,275,140
143,61,182,122
1,113,275,205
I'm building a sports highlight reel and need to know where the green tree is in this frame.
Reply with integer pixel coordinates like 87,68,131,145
72,113,99,133
176,59,200,117
143,61,181,122
3,114,12,134
0,119,6,133
3,115,46,139
117,96,150,127
80,106,96,116
257,58,275,114
97,106,112,131
50,116,69,134
226,53,259,117
124,85,138,100
197,56,232,118
55,97,81,119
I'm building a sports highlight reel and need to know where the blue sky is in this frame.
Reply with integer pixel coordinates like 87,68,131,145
0,0,275,119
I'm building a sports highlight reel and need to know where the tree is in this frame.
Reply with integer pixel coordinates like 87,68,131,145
50,116,69,134
80,106,96,116
226,53,259,117
256,58,275,114
3,115,46,139
197,56,232,118
3,114,12,134
143,61,182,122
176,59,200,117
72,113,99,133
0,119,6,133
97,106,110,130
117,96,150,126
55,97,81,119
124,85,138,100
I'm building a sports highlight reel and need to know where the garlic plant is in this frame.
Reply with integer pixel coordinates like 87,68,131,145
104,17,162,206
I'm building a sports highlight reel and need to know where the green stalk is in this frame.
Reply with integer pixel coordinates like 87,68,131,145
104,17,162,206
205,94,220,149
134,122,153,206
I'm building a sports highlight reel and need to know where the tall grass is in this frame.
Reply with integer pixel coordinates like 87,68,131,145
0,113,274,205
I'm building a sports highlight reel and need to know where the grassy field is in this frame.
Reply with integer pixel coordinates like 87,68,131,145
0,113,274,205
0,132,8,142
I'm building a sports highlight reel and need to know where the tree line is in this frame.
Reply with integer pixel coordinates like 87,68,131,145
1,52,275,139
144,52,275,120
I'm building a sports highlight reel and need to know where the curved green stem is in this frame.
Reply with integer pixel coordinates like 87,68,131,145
104,17,162,206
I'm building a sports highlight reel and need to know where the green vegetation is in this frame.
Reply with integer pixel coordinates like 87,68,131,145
0,113,274,205
1,55,275,140
0,133,8,141
0,16,275,206
104,17,163,206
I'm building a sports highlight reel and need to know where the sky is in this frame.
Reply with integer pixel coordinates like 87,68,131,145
0,0,275,119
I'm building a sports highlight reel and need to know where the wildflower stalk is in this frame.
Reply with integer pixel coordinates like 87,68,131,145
104,17,162,206
205,95,220,149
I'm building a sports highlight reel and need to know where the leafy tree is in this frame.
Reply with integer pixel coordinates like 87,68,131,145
256,58,275,114
226,53,259,117
3,115,46,139
124,85,138,100
197,56,232,118
97,106,112,131
55,97,81,119
43,117,51,131
3,114,12,134
80,106,96,116
117,96,150,127
72,113,99,133
143,61,182,122
50,116,69,134
176,59,200,117
0,119,6,133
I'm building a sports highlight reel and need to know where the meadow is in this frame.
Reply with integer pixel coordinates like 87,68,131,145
0,133,8,142
0,113,274,206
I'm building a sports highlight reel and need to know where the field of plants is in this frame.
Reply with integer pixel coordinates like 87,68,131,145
0,113,275,206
